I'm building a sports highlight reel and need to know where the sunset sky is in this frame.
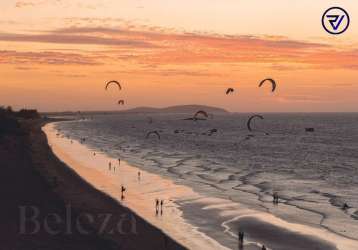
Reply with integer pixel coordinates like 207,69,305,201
0,0,357,112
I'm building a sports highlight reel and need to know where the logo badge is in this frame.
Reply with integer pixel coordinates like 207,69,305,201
322,7,350,35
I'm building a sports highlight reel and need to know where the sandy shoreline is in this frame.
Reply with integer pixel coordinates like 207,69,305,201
45,121,358,250
44,122,227,250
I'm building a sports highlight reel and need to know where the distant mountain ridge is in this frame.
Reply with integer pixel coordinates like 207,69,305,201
121,105,229,114
42,105,229,116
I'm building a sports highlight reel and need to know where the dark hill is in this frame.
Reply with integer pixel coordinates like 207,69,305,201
121,105,229,114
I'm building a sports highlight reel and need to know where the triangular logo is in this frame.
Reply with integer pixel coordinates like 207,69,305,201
326,14,345,30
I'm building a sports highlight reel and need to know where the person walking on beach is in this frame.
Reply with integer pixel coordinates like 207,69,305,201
138,171,141,181
343,203,349,210
238,231,244,245
118,158,121,166
160,199,164,215
121,185,126,200
273,192,279,204
155,199,159,215
109,162,112,171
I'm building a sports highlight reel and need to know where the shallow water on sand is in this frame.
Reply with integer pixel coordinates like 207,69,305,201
54,113,358,249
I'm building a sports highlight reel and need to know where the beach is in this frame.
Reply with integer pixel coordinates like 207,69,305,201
45,114,358,250
44,122,227,250
2,115,356,250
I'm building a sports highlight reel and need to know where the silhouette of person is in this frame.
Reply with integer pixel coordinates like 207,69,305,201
121,185,126,200
343,203,349,210
138,171,141,181
155,199,159,215
160,200,164,215
273,192,279,204
238,231,244,243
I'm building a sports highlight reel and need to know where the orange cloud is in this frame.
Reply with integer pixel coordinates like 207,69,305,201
0,31,155,47
0,50,101,65
15,0,62,8
15,1,36,8
1,25,358,71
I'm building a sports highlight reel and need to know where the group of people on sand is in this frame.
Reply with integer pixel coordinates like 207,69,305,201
90,153,127,200
155,198,164,215
103,158,142,202
108,162,115,171
106,158,122,172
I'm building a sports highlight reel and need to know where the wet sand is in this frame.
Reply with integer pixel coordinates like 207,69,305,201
235,216,336,250
44,121,358,250
177,197,358,250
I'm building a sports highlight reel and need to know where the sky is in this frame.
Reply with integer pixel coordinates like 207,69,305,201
0,0,357,112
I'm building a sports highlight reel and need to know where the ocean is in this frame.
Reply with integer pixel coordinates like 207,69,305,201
54,112,358,249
